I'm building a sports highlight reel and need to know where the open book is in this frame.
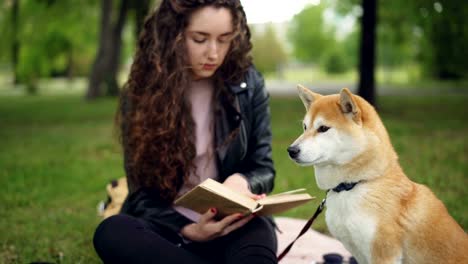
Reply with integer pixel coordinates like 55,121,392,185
174,179,314,218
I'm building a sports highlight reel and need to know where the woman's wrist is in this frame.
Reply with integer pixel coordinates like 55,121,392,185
179,224,195,244
180,223,198,242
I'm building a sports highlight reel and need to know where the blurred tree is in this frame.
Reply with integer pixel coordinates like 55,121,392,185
288,3,333,63
335,0,468,83
0,0,100,94
251,23,287,75
86,0,153,100
0,0,21,84
357,0,377,106
86,0,131,99
322,47,349,74
292,0,377,105
341,29,359,68
11,0,20,84
415,0,468,79
376,1,415,84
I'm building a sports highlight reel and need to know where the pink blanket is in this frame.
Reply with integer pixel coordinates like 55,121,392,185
275,217,352,263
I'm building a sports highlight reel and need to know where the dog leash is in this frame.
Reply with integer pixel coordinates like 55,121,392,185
277,197,327,261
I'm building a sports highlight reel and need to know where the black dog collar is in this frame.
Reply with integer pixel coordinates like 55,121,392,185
331,181,362,193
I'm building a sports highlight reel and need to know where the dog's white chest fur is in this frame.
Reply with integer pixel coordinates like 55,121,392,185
325,187,377,264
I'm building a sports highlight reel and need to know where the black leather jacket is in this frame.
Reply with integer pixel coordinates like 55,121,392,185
120,66,275,240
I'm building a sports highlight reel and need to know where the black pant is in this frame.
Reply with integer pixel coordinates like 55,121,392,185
93,214,278,264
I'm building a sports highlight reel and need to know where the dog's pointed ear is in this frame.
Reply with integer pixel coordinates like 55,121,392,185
297,84,321,111
339,88,362,124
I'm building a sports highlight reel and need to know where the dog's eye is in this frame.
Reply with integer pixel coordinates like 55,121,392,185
317,125,330,133
303,123,307,131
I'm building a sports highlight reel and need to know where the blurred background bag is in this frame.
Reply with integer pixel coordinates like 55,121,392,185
97,177,128,219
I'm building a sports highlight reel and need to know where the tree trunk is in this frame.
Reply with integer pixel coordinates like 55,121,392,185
65,48,73,80
12,0,20,85
358,0,377,107
86,0,130,100
86,0,112,99
106,0,130,96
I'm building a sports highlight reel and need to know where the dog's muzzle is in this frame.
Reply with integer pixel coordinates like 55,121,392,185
287,145,300,159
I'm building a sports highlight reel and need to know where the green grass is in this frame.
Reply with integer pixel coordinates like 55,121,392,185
0,94,467,263
0,96,120,263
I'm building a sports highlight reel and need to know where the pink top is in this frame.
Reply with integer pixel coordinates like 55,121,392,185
173,78,218,222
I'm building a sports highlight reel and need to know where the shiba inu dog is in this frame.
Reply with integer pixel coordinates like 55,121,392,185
287,85,468,264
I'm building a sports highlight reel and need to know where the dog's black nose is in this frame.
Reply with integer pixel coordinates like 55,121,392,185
287,146,300,158
323,253,343,264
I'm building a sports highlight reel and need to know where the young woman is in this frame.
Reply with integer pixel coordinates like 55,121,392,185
93,0,277,263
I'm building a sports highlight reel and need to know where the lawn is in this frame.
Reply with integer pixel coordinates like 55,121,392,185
0,93,467,263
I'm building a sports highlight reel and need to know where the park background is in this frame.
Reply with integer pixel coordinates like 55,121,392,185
0,0,467,263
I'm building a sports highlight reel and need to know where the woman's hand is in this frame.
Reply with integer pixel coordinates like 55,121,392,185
180,208,254,242
223,173,266,200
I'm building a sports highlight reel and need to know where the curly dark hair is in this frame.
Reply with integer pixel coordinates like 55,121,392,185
116,0,253,203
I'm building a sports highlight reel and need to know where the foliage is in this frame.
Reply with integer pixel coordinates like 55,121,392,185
250,23,288,75
288,3,334,63
0,93,467,262
0,3,11,63
331,0,468,80
340,28,359,68
376,2,416,69
321,47,350,74
287,2,356,75
376,0,468,79
0,0,100,92
414,0,468,79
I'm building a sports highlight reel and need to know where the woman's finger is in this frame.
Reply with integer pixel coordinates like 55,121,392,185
199,208,217,223
216,213,246,229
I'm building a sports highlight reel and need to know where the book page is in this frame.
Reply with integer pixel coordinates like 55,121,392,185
268,188,307,197
256,193,314,216
202,179,259,209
